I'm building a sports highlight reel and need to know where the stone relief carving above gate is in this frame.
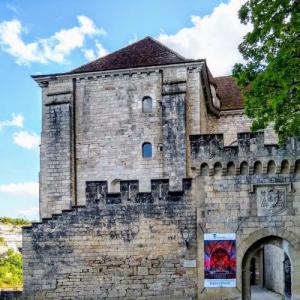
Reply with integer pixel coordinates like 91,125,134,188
256,186,286,216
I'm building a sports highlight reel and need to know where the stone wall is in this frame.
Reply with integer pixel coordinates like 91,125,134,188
162,79,187,190
75,71,165,197
0,291,22,299
40,79,74,218
264,244,284,295
22,179,198,300
207,111,278,146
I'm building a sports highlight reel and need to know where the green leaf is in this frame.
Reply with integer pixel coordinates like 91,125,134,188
233,0,300,144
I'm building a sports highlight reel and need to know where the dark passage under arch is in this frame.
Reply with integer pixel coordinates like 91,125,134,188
242,235,293,300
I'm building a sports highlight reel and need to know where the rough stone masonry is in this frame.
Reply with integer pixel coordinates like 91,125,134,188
21,37,300,299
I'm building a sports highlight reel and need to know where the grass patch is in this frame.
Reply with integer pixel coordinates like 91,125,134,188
0,217,31,226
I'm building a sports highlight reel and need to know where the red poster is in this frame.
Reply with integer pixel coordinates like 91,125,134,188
204,233,236,287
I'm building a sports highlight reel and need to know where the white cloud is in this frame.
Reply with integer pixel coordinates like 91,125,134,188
96,41,108,58
6,4,19,14
13,131,40,149
17,206,39,220
0,182,39,198
0,16,106,65
0,113,24,131
128,34,138,45
158,0,251,76
83,41,108,61
83,48,96,61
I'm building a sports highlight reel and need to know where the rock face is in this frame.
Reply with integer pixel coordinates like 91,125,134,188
0,223,22,255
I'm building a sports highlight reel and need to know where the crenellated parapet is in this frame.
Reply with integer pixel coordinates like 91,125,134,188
86,178,192,205
23,178,192,229
190,132,300,176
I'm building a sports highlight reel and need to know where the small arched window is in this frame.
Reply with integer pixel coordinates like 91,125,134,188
142,142,152,158
227,162,235,176
214,162,222,176
142,96,152,113
254,161,262,175
267,160,276,174
281,160,289,174
240,161,248,175
200,163,209,176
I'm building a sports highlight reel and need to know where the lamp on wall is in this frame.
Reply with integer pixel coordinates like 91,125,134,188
182,227,190,249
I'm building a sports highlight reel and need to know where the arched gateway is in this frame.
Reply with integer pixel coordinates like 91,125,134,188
240,228,300,300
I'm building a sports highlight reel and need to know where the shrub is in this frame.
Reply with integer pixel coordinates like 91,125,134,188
0,237,6,246
0,249,22,289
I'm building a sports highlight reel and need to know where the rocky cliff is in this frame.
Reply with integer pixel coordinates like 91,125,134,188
0,223,23,255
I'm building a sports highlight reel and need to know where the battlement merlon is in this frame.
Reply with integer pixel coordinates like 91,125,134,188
86,178,192,205
190,132,300,166
23,178,192,229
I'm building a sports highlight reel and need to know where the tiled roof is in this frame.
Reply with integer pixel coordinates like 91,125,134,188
70,37,196,74
215,76,244,110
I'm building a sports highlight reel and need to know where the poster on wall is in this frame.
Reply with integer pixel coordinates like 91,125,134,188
204,233,236,288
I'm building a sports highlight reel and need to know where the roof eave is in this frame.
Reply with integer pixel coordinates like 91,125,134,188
31,59,205,82
201,62,220,116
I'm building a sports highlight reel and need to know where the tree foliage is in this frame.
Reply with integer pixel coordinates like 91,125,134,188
233,0,300,143
0,249,22,289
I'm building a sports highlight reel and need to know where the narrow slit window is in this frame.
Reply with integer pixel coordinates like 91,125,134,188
142,96,152,113
142,142,152,158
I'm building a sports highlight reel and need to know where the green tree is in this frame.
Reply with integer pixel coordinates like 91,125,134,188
0,249,22,289
233,0,300,144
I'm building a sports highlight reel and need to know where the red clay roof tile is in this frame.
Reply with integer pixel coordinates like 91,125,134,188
215,76,244,110
71,36,196,74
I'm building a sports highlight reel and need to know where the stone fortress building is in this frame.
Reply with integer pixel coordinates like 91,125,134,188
22,37,300,299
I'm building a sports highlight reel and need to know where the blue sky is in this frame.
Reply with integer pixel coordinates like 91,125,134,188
0,0,248,221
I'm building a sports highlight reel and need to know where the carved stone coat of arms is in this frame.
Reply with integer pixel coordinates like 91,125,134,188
256,186,286,216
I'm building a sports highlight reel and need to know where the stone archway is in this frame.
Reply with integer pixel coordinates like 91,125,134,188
239,228,300,300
